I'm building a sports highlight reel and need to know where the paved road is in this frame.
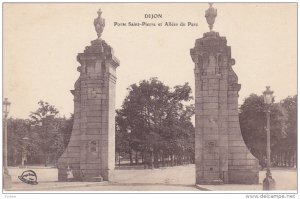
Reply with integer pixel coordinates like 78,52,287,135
114,164,297,190
46,164,198,191
46,183,200,191
113,164,195,185
6,165,297,191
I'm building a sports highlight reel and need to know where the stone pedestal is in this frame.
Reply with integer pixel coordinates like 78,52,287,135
191,31,259,184
263,175,276,190
57,39,119,182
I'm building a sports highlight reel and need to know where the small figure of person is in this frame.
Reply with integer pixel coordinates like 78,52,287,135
66,165,74,182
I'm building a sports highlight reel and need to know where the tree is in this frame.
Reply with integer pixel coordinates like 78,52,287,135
239,94,287,168
116,78,195,168
6,101,73,167
7,119,30,166
277,95,297,167
115,110,131,166
29,100,60,166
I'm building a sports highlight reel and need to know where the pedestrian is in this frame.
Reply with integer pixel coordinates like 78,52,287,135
66,165,74,182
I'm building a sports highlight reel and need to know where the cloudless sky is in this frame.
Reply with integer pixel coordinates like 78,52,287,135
3,3,297,119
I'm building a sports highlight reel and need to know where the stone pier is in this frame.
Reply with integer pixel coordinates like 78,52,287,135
191,4,259,184
57,9,119,182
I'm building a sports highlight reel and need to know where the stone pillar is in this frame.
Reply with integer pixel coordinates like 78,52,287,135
57,10,119,182
191,7,259,183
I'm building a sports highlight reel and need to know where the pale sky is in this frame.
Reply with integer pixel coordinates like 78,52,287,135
3,3,297,119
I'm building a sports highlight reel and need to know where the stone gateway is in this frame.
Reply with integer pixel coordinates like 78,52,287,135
58,5,259,184
190,4,259,184
57,9,119,182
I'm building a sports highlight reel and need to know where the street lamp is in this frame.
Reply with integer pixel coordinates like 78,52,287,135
149,144,154,169
3,98,11,189
262,86,276,190
127,127,132,166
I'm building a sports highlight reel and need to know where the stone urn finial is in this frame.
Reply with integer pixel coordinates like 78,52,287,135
94,8,105,39
205,3,217,31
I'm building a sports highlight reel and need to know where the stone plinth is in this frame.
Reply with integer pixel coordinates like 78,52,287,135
57,39,119,182
191,31,259,184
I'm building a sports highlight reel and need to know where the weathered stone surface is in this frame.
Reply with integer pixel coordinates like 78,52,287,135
57,38,119,182
191,29,259,184
228,170,259,184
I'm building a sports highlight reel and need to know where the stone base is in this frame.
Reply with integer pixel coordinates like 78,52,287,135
103,169,115,182
82,176,103,182
228,170,259,184
263,176,276,190
196,179,223,185
58,167,114,182
81,170,114,182
3,173,12,190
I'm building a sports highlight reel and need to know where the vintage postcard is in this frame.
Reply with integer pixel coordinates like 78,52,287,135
2,2,297,197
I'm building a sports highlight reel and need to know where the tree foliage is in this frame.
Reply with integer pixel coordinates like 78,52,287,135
7,119,32,166
116,78,195,167
7,101,73,166
29,101,60,166
30,101,59,125
239,94,296,167
273,95,297,166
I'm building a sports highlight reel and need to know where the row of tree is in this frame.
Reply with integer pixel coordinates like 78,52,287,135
6,78,196,168
116,78,195,168
5,77,297,169
240,94,297,168
7,101,73,167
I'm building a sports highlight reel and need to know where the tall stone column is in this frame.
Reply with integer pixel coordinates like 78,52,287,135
191,4,259,184
58,9,119,182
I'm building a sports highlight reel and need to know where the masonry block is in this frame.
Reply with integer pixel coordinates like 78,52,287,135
191,28,259,184
58,11,120,182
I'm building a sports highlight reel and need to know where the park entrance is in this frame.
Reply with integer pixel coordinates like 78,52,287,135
58,5,259,184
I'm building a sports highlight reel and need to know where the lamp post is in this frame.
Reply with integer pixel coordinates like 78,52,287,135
127,127,132,166
3,98,11,189
262,86,276,190
149,145,154,169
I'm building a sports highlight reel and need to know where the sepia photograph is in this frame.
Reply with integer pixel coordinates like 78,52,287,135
2,2,297,196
